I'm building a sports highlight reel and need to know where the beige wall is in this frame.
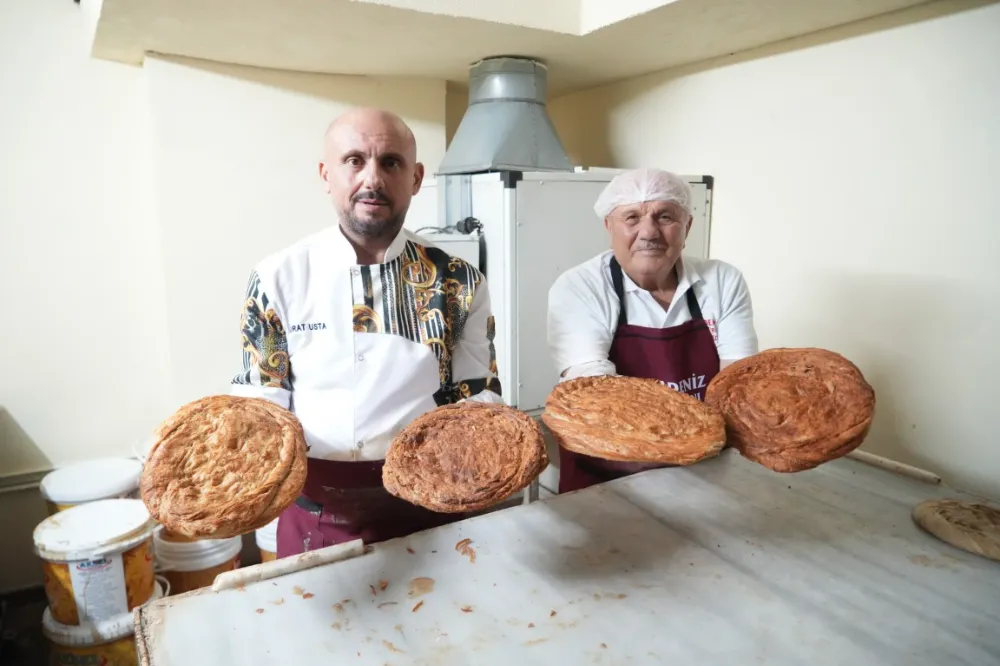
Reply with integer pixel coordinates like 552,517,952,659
445,82,469,146
549,0,1000,500
0,0,447,593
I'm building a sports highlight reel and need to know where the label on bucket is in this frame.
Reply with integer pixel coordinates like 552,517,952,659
68,552,128,620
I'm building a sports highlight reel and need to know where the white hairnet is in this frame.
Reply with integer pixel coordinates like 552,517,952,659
593,167,692,219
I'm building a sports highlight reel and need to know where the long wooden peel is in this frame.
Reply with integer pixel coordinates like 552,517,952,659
847,450,941,485
211,539,367,592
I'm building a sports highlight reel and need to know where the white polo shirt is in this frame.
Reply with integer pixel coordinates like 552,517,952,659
230,225,503,462
548,250,759,380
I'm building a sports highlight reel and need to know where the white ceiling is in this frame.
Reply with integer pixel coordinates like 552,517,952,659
92,0,933,95
346,0,683,34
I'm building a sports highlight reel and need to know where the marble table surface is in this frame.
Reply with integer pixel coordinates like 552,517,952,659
136,449,1000,665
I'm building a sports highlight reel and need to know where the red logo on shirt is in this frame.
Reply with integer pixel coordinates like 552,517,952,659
705,318,719,344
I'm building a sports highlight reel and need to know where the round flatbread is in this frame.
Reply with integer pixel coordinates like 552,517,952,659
383,402,547,513
541,375,726,465
140,395,308,539
912,498,1000,563
705,348,875,473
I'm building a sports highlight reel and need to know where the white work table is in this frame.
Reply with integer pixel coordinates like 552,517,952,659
135,450,1000,665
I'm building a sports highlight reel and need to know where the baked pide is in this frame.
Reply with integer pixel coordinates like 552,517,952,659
704,347,875,473
541,375,726,464
383,402,548,513
140,395,308,539
912,498,1000,563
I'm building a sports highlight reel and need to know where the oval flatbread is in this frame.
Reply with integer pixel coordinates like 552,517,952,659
383,402,547,513
705,348,875,473
140,395,308,539
912,498,1000,563
541,375,726,465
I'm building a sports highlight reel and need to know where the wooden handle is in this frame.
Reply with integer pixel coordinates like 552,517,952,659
212,539,367,592
847,450,941,485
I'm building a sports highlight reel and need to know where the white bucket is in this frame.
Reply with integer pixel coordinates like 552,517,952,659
33,499,158,625
255,518,279,562
154,531,242,572
154,530,243,594
42,578,167,666
39,457,143,515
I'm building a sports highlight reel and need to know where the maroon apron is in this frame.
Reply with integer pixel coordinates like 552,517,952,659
275,459,459,558
557,257,722,493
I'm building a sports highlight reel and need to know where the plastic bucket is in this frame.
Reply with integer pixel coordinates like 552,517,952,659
255,518,279,563
33,498,157,625
39,457,143,515
42,578,167,666
153,530,242,595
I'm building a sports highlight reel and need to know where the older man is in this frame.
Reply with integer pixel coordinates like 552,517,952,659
231,108,502,556
547,167,758,493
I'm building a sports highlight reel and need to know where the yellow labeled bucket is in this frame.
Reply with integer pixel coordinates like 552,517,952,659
153,529,242,595
42,579,167,666
34,498,157,625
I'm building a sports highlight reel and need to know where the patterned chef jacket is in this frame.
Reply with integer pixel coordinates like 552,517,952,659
230,225,503,461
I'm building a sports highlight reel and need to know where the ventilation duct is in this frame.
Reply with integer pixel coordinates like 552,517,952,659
437,56,573,175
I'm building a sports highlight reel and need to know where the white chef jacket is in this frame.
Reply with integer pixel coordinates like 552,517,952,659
231,225,503,462
548,250,759,380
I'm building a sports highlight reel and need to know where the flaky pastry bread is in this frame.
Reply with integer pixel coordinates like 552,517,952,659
704,348,875,473
912,498,1000,563
140,395,308,539
541,375,726,464
383,402,548,513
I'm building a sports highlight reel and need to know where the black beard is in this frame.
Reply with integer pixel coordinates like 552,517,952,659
341,209,404,239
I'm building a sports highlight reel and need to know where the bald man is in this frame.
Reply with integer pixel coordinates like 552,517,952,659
231,108,503,557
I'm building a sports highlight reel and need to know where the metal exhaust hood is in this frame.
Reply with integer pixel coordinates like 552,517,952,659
437,56,573,175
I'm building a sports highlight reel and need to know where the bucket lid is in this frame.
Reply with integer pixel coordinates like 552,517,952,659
40,457,142,504
34,498,155,561
42,580,165,646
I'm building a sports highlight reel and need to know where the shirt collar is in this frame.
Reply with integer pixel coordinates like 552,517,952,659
328,224,410,267
617,254,702,294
